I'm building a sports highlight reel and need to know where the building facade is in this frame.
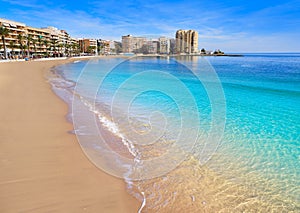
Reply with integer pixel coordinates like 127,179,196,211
147,40,159,54
97,39,114,55
0,18,78,58
175,29,198,54
158,37,170,54
121,35,132,53
78,38,97,54
25,26,51,55
0,18,26,57
122,34,185,55
42,27,78,56
122,35,147,53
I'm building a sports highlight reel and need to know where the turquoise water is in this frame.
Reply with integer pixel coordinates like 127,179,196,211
51,54,300,211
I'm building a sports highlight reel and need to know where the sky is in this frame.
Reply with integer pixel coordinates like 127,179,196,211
1,0,300,52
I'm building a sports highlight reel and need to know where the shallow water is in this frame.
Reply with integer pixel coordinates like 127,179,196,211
49,54,300,212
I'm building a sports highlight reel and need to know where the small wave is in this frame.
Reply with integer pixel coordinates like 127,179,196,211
76,96,149,208
138,192,146,213
49,66,146,205
51,78,75,89
47,65,77,92
78,96,142,161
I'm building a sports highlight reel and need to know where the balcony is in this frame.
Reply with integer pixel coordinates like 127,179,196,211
9,32,19,36
4,37,17,41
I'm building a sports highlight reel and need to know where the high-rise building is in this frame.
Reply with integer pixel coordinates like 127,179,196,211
158,37,170,54
169,38,176,54
122,35,147,53
147,39,159,54
121,35,132,53
175,29,198,54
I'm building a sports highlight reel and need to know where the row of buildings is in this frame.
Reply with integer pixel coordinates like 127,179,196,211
0,18,79,58
78,39,122,55
122,35,175,54
0,18,103,58
1,17,200,59
121,30,199,55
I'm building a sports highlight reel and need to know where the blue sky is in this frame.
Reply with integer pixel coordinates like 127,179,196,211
1,0,300,52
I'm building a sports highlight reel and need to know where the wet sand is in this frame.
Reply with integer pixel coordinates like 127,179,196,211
0,58,140,212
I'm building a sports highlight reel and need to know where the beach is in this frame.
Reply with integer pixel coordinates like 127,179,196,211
0,59,140,212
1,55,299,212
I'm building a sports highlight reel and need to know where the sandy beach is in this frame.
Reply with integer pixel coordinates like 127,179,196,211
0,59,140,212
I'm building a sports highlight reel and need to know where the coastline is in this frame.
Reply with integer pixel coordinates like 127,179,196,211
0,58,140,212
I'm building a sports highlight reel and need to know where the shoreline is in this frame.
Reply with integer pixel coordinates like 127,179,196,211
0,58,140,212
0,53,243,64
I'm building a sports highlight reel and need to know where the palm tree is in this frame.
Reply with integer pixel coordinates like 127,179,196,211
51,39,60,57
51,39,57,51
26,34,33,57
71,43,77,56
9,41,16,58
58,43,64,56
0,26,10,59
87,46,96,54
43,39,49,56
37,35,42,54
23,44,27,57
72,43,80,56
32,39,37,55
17,34,24,57
65,43,70,56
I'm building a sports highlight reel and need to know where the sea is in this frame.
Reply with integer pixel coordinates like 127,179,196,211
48,53,300,212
